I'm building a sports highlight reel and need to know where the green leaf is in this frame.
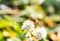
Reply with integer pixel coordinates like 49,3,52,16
0,31,3,41
3,15,25,39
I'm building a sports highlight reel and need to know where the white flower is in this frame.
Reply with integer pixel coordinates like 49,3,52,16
21,20,35,31
2,31,10,37
37,0,45,5
32,27,47,40
0,4,13,14
7,38,13,41
7,38,21,41
30,0,45,5
23,0,29,4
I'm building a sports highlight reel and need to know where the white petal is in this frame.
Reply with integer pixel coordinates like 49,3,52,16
32,27,47,40
21,20,35,31
37,0,45,5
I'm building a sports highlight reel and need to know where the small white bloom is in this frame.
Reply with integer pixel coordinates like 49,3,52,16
2,31,10,37
37,0,45,5
0,4,13,14
23,0,29,4
48,5,55,14
7,38,13,41
32,27,47,40
7,38,21,41
30,0,45,5
21,20,35,31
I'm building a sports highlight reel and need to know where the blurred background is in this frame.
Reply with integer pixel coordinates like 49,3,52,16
0,0,60,41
